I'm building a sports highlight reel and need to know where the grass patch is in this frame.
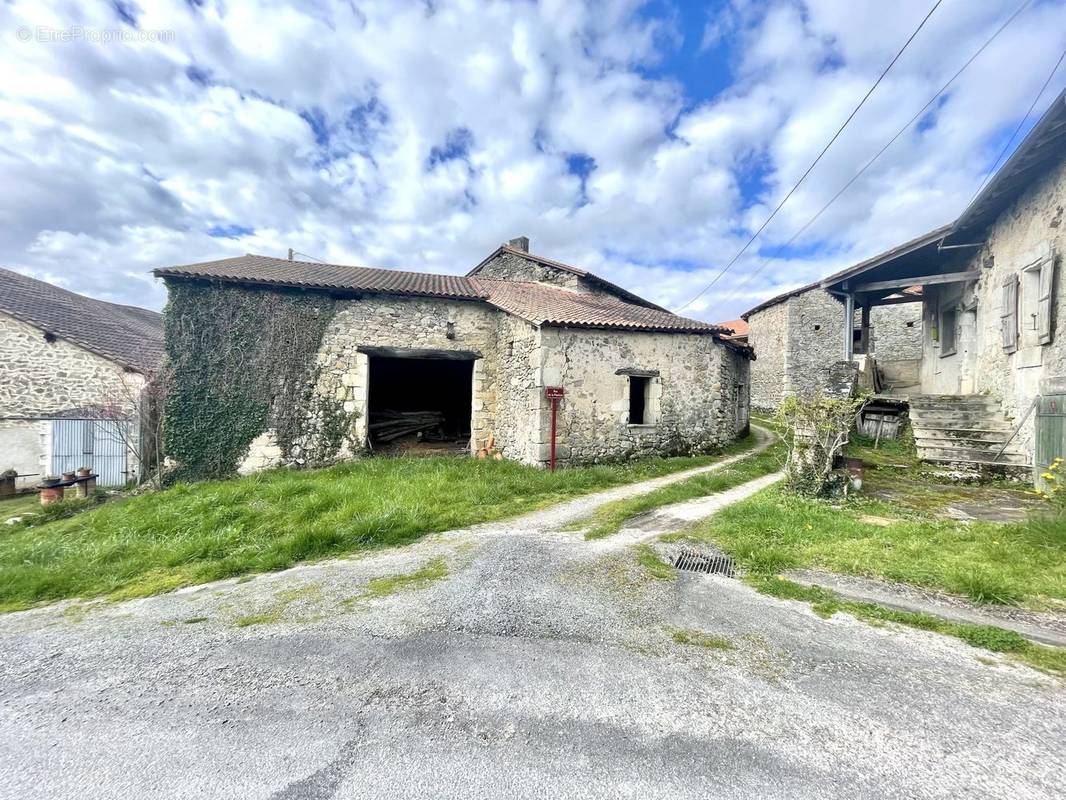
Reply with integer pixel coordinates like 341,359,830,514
232,583,323,627
357,558,449,600
671,628,735,650
635,544,674,581
578,439,784,540
846,423,920,470
683,486,1066,608
0,493,43,520
748,575,1066,677
0,452,734,612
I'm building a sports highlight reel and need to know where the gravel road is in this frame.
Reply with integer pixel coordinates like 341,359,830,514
1,431,1063,799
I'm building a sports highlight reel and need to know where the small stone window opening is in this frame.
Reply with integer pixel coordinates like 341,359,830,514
43,331,57,344
813,324,821,331
629,376,650,425
906,321,915,328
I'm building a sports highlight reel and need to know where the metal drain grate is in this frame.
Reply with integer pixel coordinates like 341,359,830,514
673,548,736,577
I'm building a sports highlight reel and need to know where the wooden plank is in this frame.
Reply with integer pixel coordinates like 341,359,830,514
853,271,981,293
358,346,481,360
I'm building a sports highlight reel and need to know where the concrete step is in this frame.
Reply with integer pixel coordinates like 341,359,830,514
916,446,1030,466
909,411,1013,428
911,423,1015,436
908,400,1001,413
914,436,1022,453
912,429,1012,444
921,457,1033,478
908,394,997,407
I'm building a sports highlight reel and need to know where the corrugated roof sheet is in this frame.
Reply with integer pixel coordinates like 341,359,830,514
156,253,723,335
0,266,163,373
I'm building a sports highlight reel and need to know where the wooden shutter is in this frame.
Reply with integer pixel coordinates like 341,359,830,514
1001,273,1019,354
1037,246,1055,345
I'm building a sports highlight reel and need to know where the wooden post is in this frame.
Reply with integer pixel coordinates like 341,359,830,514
843,292,855,361
544,386,565,472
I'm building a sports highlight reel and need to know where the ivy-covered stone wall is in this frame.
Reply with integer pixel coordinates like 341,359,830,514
162,280,346,482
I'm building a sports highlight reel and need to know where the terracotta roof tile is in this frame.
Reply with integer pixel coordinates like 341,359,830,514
0,266,163,373
155,254,486,300
474,279,723,334
715,318,749,338
156,253,725,335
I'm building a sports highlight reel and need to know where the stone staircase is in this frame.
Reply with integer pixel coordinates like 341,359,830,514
908,395,1030,471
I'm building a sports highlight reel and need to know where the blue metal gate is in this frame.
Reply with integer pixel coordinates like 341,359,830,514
51,419,130,486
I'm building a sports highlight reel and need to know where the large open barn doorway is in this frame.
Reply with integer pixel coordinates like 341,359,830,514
365,350,475,454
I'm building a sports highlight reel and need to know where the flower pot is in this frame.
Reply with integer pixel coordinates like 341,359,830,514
62,471,76,482
40,476,61,487
77,467,92,478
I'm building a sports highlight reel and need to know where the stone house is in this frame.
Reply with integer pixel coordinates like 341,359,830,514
155,238,752,477
0,267,164,487
741,280,924,411
820,89,1065,482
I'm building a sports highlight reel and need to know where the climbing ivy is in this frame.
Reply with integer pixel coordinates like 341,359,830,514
162,280,342,482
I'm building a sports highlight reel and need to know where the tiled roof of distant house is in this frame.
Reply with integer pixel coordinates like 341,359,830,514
0,266,163,373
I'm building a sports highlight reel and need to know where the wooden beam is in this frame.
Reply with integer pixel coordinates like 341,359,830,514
854,270,980,293
358,346,481,360
863,294,923,307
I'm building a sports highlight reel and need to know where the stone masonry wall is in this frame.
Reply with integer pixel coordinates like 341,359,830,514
919,155,1066,464
870,303,922,360
746,301,788,411
0,311,144,417
536,327,743,465
0,311,145,485
238,295,503,473
474,250,587,290
491,314,541,463
748,288,921,409
785,288,847,400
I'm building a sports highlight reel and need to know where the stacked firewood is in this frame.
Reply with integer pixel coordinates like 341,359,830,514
368,410,445,442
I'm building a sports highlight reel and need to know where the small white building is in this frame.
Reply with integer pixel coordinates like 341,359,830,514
0,268,163,487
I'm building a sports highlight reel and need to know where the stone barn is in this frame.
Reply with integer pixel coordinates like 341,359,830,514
155,238,752,479
742,279,925,411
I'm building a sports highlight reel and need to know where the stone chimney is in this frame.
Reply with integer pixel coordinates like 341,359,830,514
506,236,530,252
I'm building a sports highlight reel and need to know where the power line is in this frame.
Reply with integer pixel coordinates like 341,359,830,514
675,0,943,312
708,0,1036,313
965,45,1066,206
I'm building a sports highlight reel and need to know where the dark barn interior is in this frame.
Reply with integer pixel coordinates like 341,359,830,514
367,355,474,451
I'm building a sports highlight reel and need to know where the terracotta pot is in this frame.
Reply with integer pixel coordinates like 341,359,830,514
40,485,64,505
40,476,61,487
77,467,92,477
62,471,76,482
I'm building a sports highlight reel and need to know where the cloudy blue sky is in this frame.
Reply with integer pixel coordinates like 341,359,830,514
1,0,1065,322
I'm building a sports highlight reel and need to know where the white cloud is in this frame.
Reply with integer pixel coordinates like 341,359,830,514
0,0,1063,322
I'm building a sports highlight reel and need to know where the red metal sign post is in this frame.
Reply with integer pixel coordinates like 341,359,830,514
544,386,565,472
